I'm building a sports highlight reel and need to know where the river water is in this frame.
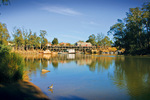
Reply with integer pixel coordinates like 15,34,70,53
24,54,150,100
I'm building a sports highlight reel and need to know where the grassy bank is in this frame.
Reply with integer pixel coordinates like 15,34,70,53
0,45,50,100
0,45,24,83
13,50,40,55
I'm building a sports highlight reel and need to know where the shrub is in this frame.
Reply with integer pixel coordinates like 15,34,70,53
0,45,24,83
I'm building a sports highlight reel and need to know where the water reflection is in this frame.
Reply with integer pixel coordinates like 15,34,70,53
87,56,115,72
23,54,115,73
110,56,150,100
52,61,58,69
22,54,150,100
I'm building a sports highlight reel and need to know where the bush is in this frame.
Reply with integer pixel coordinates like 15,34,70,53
0,45,24,83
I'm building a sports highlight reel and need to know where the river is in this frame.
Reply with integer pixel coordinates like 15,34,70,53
23,54,150,100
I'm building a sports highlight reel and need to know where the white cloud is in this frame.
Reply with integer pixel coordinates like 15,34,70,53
41,6,82,16
82,21,100,26
89,21,99,25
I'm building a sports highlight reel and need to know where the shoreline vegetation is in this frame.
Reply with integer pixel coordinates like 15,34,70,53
0,45,23,83
0,45,50,100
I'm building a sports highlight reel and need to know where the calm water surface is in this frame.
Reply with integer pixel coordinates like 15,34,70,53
24,54,150,100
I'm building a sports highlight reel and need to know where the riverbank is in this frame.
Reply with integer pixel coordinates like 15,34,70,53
0,80,50,100
12,49,150,57
13,50,40,54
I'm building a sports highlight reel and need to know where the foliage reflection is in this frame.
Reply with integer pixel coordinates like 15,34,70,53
110,56,150,100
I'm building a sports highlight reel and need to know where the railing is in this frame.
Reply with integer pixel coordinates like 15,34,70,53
47,46,96,51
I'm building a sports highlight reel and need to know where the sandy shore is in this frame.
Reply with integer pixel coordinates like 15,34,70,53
0,80,50,100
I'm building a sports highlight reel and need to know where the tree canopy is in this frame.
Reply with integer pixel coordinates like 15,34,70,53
13,28,24,47
52,38,58,45
108,2,150,55
86,34,96,45
0,22,10,45
86,33,113,47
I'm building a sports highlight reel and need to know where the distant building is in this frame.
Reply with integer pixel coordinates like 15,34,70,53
75,41,92,46
59,42,70,46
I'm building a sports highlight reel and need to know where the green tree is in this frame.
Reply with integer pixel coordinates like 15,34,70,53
13,28,24,50
42,38,48,49
108,2,150,54
101,36,112,48
86,34,96,46
0,22,10,45
142,2,150,48
22,28,29,50
126,7,144,50
96,33,104,46
40,30,47,49
108,19,125,48
52,38,58,45
28,30,36,49
33,33,41,50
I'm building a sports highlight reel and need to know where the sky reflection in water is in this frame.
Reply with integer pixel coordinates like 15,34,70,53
24,54,150,100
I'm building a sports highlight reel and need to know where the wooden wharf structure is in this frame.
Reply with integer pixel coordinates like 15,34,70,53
47,46,96,52
12,45,119,54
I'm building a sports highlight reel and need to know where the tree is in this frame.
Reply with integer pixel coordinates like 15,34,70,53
22,29,41,50
42,38,48,49
86,34,96,46
108,2,150,54
142,2,150,48
108,19,125,48
13,28,24,49
0,22,10,45
52,38,58,45
27,29,33,49
96,33,104,46
22,28,29,50
33,33,41,50
125,7,144,50
40,30,47,49
101,36,112,48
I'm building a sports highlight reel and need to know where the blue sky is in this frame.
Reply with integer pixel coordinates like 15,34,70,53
0,0,149,43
